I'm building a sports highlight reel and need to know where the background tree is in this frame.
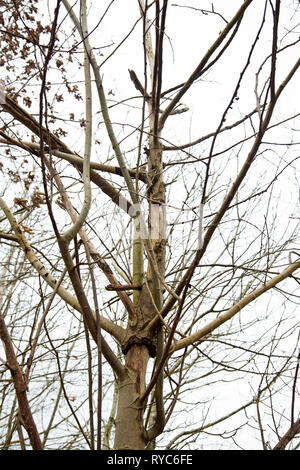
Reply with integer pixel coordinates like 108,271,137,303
0,0,299,450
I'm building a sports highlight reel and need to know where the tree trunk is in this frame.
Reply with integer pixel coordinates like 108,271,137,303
114,344,149,450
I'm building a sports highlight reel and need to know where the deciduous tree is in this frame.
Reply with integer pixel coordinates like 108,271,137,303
0,0,299,450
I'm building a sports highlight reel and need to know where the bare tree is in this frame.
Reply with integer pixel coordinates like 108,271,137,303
0,0,299,450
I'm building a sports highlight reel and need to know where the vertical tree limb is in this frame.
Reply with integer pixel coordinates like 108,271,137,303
0,310,43,450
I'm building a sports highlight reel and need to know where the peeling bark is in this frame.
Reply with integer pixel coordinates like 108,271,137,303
114,345,150,450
